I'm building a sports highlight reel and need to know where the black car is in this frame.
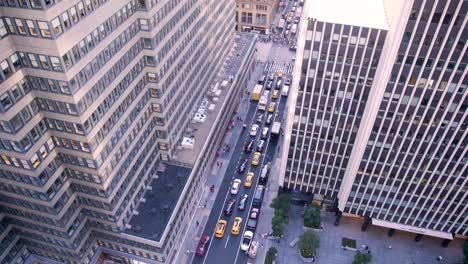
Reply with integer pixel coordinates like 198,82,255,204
289,45,297,51
266,114,273,125
244,140,254,153
238,159,248,173
265,81,273,90
256,113,264,123
224,199,235,216
238,194,248,211
257,140,265,152
285,78,291,85
247,208,260,230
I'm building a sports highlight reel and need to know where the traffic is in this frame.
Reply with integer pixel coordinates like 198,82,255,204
193,70,290,264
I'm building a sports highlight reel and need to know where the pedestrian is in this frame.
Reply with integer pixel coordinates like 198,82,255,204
196,221,199,227
261,243,264,248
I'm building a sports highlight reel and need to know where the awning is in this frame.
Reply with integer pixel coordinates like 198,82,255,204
372,218,453,240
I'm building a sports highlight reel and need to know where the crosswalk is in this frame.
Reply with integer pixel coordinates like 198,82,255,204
263,61,294,75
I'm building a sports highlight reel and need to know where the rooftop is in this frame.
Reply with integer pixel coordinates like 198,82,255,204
124,163,191,241
173,33,257,165
307,0,388,30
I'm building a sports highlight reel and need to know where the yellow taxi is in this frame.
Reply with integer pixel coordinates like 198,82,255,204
244,172,254,187
215,220,227,238
272,90,279,99
268,102,276,113
252,152,261,166
231,217,243,235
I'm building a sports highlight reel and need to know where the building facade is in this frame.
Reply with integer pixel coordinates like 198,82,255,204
0,0,236,263
281,0,467,241
236,0,280,33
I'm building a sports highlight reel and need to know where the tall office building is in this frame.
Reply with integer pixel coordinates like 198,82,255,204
281,0,467,242
0,0,237,263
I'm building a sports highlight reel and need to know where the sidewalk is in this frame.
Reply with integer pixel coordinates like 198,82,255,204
175,66,263,264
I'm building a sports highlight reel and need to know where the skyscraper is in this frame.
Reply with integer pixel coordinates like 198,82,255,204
0,0,237,263
281,0,467,241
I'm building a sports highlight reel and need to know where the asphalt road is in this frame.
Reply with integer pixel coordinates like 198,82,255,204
192,75,288,264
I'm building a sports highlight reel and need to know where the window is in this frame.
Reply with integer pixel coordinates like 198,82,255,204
26,20,38,36
38,55,49,69
70,7,79,23
28,54,39,68
50,57,62,71
0,19,7,37
10,54,21,70
255,14,267,26
62,12,71,29
78,2,86,18
51,18,62,35
14,19,26,35
1,60,12,77
37,21,51,38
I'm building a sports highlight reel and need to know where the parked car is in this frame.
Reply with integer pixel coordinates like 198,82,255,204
231,179,242,194
195,235,211,256
224,198,235,216
252,152,261,166
285,78,291,85
238,159,248,173
260,165,270,182
250,124,259,137
289,45,297,51
215,220,227,238
231,217,243,235
238,194,248,210
240,231,254,251
265,81,273,90
244,172,254,188
257,140,265,152
247,208,260,230
244,139,254,153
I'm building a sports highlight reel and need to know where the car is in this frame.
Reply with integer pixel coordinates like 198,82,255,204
238,159,248,173
215,220,227,238
265,81,273,90
224,199,235,216
256,113,264,123
261,127,269,139
276,80,282,89
266,114,273,125
286,24,291,30
240,231,254,251
195,235,211,256
268,73,275,81
231,179,242,194
285,78,291,85
244,139,254,153
231,217,243,235
247,208,260,230
238,194,248,210
244,172,254,187
252,152,261,166
272,90,279,99
260,164,270,182
292,56,296,61
268,102,276,113
250,124,259,137
257,140,265,152
294,17,300,23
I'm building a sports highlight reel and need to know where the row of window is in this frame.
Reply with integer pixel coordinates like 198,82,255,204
0,78,32,112
0,51,62,84
1,0,110,39
0,137,55,170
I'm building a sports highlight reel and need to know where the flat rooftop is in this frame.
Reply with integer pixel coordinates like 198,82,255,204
123,33,257,242
124,163,191,241
174,33,257,165
307,0,388,30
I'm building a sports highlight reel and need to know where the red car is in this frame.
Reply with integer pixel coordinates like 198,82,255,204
195,235,210,256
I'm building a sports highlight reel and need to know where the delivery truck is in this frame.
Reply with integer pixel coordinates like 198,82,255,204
252,84,263,101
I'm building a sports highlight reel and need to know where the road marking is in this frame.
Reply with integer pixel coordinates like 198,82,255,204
224,235,230,248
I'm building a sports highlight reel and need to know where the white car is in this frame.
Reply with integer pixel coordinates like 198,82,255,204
250,124,259,137
240,230,254,251
262,127,269,139
230,179,242,195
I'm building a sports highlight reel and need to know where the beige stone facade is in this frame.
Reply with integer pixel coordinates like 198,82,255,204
236,0,280,32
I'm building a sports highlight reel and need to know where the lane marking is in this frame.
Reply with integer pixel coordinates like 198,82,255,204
224,235,230,248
